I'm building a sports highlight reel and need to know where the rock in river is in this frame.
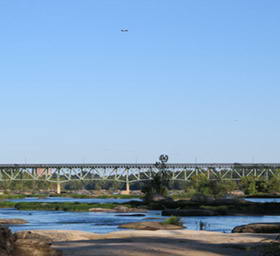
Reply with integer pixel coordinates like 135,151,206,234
88,208,116,213
89,206,147,213
162,209,216,216
0,219,28,225
232,223,280,233
119,221,184,230
115,214,146,217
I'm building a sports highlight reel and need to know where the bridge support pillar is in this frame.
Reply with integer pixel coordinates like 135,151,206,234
125,181,130,195
56,183,61,194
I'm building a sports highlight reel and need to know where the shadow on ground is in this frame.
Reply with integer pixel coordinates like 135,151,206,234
54,234,277,256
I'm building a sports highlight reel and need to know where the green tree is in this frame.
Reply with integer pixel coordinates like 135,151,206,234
186,174,237,199
240,176,257,195
141,170,171,202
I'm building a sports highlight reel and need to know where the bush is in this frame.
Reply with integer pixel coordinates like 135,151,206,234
185,174,237,199
162,216,183,226
141,171,171,202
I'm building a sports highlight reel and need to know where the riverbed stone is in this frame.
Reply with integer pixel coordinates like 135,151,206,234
13,239,62,256
16,231,53,243
119,221,184,230
232,223,280,233
88,208,116,213
0,219,28,225
114,206,147,213
89,206,147,213
115,214,146,217
162,209,216,216
15,230,98,242
144,217,163,220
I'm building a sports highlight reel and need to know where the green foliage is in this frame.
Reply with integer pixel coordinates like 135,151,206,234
0,194,26,200
184,172,280,198
266,176,280,193
239,170,280,195
90,194,141,199
171,190,196,200
141,170,171,202
13,202,132,211
0,201,17,208
185,174,237,199
0,180,52,193
162,216,183,226
240,177,270,195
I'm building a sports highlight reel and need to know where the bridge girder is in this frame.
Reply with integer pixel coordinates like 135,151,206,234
0,163,279,184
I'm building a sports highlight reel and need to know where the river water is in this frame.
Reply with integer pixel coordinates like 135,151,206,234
1,197,280,234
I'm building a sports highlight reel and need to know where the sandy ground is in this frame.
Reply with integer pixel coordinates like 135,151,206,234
51,230,278,256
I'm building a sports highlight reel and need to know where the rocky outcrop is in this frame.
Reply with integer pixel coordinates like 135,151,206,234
0,226,15,256
119,221,184,230
162,209,216,216
15,230,98,242
144,217,162,220
13,239,62,256
0,219,27,225
232,223,280,233
16,231,53,243
89,206,147,213
190,194,214,203
88,208,116,213
0,226,62,256
115,214,146,217
228,190,245,198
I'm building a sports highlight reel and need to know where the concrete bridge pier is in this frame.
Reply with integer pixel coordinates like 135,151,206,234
125,181,130,195
122,170,130,195
56,183,61,194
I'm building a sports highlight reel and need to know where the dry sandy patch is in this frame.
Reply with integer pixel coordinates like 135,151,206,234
50,230,278,256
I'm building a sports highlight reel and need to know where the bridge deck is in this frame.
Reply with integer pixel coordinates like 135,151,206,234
0,163,280,168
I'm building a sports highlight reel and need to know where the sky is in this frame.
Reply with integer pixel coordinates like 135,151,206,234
0,0,279,163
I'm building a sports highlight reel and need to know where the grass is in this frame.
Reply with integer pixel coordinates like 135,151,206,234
200,205,230,212
162,216,183,226
0,194,26,200
89,194,141,199
0,201,17,208
58,193,141,199
12,202,133,211
0,193,141,200
171,193,193,200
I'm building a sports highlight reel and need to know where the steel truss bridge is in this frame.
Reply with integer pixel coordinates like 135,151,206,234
0,163,280,193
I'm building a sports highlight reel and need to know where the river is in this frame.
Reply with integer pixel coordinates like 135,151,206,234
1,197,280,234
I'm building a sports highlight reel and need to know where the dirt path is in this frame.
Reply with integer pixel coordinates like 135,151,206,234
52,230,277,256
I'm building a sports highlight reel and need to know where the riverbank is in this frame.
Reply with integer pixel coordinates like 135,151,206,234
0,201,140,211
0,193,141,200
51,229,277,256
2,198,280,216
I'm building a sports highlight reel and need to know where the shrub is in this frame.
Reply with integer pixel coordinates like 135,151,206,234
141,170,171,202
185,174,237,199
162,216,183,226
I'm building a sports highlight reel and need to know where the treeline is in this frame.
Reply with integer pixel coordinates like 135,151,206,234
183,172,280,199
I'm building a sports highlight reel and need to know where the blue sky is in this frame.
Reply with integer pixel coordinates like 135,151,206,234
0,0,279,163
